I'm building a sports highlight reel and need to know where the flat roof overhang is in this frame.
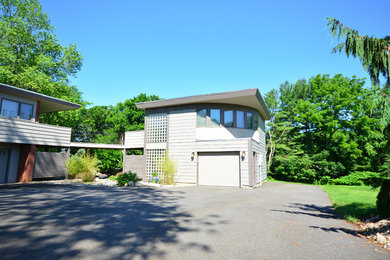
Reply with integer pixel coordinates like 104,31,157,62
136,88,271,120
0,83,81,113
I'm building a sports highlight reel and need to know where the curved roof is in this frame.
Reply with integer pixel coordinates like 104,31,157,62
0,83,81,113
136,88,271,120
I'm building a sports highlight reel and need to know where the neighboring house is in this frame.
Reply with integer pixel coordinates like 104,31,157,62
124,88,271,188
0,83,80,184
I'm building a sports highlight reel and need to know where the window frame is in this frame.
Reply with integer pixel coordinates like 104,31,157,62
0,98,34,120
209,108,221,127
196,105,259,130
223,109,234,128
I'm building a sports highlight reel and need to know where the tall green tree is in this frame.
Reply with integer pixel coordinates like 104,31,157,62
264,89,293,172
269,74,386,183
327,18,390,129
0,0,86,131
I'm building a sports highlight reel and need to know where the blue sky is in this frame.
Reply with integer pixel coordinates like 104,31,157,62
40,0,389,106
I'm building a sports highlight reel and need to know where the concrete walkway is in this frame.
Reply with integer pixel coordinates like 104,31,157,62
0,182,388,259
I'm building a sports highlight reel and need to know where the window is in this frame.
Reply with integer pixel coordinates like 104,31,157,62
1,99,19,118
254,114,259,129
237,111,244,128
246,112,253,129
197,109,207,127
20,103,33,120
0,99,33,120
223,110,234,127
210,109,220,127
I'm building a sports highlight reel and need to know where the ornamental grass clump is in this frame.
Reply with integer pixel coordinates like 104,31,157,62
161,156,177,185
65,150,100,182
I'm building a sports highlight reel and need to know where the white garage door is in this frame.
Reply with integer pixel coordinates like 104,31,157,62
198,152,240,187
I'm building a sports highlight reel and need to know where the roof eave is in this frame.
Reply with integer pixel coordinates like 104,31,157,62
0,83,81,112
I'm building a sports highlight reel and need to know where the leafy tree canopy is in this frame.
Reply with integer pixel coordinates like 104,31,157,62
327,18,390,129
0,0,87,132
267,74,389,183
0,0,83,101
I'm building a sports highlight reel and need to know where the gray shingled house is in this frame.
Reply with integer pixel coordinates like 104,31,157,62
124,89,270,187
0,83,80,183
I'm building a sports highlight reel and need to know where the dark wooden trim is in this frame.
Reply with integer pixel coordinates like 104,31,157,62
35,100,40,122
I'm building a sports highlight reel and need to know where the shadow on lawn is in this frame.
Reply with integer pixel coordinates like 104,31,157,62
0,184,219,259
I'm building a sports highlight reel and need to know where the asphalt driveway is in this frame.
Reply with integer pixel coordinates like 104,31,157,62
0,182,387,259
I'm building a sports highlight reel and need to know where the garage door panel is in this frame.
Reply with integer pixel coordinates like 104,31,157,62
198,152,240,187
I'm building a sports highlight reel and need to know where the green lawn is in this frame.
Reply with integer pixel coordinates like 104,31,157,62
320,185,379,222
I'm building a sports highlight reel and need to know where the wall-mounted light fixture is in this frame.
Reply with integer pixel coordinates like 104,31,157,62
241,151,246,161
191,152,195,161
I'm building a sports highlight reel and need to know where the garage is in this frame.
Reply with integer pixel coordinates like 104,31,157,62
198,152,240,187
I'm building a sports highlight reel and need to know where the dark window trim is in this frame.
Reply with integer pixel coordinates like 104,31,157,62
196,105,259,130
0,98,34,120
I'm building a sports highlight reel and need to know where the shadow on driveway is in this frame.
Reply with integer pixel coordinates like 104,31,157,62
0,184,213,259
271,202,359,237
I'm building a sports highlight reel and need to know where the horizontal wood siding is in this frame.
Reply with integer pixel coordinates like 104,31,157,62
252,115,267,183
168,109,197,183
0,117,71,146
124,131,144,148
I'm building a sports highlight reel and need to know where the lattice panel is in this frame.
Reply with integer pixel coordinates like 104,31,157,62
147,113,167,143
146,149,166,179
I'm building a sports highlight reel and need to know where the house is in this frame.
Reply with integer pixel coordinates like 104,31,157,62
0,83,80,184
123,88,270,187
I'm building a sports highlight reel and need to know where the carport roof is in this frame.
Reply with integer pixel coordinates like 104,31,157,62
136,88,271,120
0,83,81,113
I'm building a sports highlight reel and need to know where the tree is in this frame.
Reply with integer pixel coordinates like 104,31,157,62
0,0,86,130
327,18,390,129
269,74,386,183
264,89,292,172
327,18,389,85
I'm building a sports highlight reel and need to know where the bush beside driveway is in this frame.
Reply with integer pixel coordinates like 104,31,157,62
0,182,388,259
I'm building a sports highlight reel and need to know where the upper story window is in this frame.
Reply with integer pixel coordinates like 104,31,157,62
236,110,245,128
147,113,167,143
197,109,207,127
1,99,33,120
254,114,259,129
210,109,220,127
246,112,253,129
223,110,234,127
197,106,259,130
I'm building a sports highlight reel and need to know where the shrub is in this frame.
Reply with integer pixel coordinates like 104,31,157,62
332,171,383,186
317,176,332,185
376,179,390,218
65,150,100,182
108,175,118,181
117,171,140,186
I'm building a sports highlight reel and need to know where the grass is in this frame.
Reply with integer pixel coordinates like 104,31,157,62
320,185,380,222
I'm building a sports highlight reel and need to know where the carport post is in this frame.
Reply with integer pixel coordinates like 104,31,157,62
65,147,70,180
122,149,126,172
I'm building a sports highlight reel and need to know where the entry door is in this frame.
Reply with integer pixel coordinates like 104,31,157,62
198,152,240,187
0,148,10,184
